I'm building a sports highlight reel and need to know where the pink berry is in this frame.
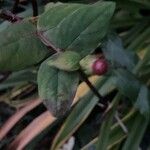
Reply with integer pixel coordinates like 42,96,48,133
92,58,108,75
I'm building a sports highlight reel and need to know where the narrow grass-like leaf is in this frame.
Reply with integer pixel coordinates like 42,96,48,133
96,93,121,150
122,113,149,150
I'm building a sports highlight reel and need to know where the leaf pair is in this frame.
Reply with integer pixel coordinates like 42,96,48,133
37,1,116,116
37,2,116,57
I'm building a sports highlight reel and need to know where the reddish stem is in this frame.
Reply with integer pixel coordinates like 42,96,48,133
0,98,42,141
8,111,56,150
36,31,61,52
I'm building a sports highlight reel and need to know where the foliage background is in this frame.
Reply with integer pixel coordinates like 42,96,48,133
0,0,150,150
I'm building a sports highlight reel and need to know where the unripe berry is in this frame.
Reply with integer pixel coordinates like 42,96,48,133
92,58,108,75
80,55,108,76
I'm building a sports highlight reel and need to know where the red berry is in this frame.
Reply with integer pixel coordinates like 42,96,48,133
92,58,108,75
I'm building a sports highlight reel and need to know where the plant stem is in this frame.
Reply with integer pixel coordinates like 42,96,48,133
12,0,19,13
31,0,38,17
36,31,61,52
78,68,107,107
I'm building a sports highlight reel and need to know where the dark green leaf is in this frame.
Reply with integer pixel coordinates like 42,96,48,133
51,75,119,149
38,3,84,31
0,69,37,90
0,19,49,71
114,69,140,101
51,77,106,150
122,113,149,150
135,85,150,118
82,109,137,150
38,2,115,57
96,93,121,150
47,51,81,71
38,57,79,117
114,69,150,118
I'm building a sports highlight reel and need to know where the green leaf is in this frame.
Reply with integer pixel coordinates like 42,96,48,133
96,93,121,150
0,69,37,90
51,77,106,150
38,3,84,31
0,19,49,71
38,57,79,117
114,69,150,118
47,51,81,71
114,69,140,101
38,2,116,57
81,109,137,150
99,75,116,96
142,46,150,65
122,113,149,150
51,75,119,149
137,45,150,77
102,33,138,71
135,85,150,118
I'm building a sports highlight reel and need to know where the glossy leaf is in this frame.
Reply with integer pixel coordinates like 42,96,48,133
0,19,49,71
38,2,116,57
38,3,84,31
38,57,79,117
47,51,81,71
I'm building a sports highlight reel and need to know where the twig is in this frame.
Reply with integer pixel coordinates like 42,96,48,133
78,68,106,108
0,98,42,141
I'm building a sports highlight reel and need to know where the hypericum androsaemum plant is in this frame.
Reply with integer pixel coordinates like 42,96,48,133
0,0,150,150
